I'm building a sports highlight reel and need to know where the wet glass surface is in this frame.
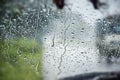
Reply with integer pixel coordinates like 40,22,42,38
0,0,120,80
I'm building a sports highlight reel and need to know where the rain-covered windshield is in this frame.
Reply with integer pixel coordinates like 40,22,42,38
1,0,120,80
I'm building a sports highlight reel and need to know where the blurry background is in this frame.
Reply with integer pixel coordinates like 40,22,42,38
0,0,120,80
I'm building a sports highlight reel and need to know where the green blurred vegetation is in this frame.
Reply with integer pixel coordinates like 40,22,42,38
0,0,50,79
0,38,43,80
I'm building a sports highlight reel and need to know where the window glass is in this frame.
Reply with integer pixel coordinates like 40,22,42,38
1,0,120,80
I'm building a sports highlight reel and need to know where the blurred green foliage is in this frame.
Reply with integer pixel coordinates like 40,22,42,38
0,0,48,79
0,38,43,80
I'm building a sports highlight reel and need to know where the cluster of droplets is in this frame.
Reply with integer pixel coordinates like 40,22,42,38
0,0,58,40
